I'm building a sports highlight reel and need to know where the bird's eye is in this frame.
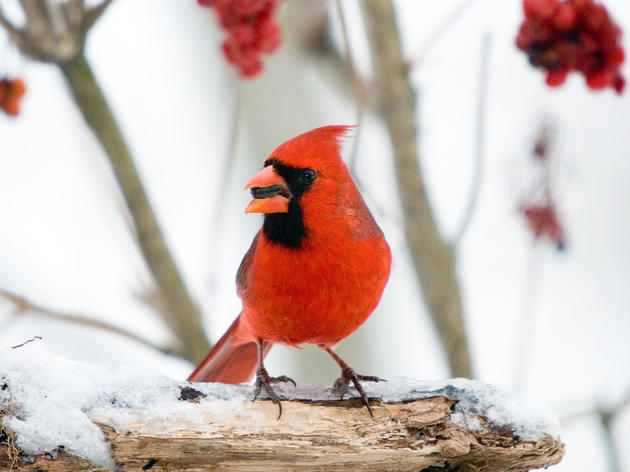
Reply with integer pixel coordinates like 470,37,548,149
301,169,316,184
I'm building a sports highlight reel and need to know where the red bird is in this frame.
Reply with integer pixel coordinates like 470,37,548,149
188,126,391,417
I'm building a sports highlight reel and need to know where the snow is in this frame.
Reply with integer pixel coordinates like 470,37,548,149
273,376,560,442
0,342,560,468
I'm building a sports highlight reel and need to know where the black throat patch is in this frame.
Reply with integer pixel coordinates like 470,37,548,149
262,159,315,248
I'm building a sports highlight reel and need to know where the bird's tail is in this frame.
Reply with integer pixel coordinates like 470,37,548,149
187,314,272,383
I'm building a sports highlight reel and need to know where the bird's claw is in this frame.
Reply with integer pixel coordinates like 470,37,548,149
269,375,297,387
252,367,296,420
332,367,385,417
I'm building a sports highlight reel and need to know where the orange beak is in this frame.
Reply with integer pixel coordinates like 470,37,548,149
244,165,290,214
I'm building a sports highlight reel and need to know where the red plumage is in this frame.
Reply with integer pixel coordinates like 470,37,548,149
188,126,391,405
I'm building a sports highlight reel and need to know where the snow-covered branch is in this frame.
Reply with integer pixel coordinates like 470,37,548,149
0,344,564,471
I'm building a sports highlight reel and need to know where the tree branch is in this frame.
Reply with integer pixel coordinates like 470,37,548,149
10,336,42,349
453,32,491,245
1,382,565,471
334,0,367,173
361,0,473,377
19,0,49,34
83,0,114,31
6,0,81,64
0,6,20,40
559,386,630,472
412,0,479,66
0,289,178,356
58,56,210,362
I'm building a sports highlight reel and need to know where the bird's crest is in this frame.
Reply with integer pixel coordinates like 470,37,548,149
267,125,356,169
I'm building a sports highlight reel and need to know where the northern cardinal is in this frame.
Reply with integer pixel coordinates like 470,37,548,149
188,125,391,417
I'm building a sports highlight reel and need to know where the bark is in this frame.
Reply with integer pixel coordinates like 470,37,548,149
1,396,564,472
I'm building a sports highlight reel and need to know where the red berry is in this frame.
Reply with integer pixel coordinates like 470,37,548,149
3,96,20,115
546,69,569,86
229,23,256,45
523,0,537,16
578,31,599,52
613,75,625,94
552,3,577,31
0,77,26,117
0,81,7,105
240,61,263,78
523,0,558,19
556,41,580,69
582,3,608,31
516,18,554,49
586,69,613,89
10,78,26,97
607,46,625,67
520,202,566,248
570,0,589,11
256,17,281,53
206,0,283,78
232,0,270,17
597,23,618,49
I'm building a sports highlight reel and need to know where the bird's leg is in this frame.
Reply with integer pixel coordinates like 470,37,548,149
323,347,384,417
252,339,296,420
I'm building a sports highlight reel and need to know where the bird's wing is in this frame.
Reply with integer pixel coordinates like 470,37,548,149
236,231,260,297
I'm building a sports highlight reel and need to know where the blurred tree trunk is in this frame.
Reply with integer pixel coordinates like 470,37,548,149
361,0,473,378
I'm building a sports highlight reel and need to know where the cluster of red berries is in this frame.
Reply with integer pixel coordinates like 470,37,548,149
518,124,566,250
519,202,566,250
0,77,26,116
197,0,283,78
516,0,625,93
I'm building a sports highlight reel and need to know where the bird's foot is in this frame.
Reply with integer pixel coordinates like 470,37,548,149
252,366,296,420
332,367,385,417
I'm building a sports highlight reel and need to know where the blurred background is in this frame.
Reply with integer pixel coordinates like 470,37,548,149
1,0,629,470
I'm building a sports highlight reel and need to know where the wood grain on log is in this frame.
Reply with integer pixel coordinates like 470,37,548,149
2,394,564,472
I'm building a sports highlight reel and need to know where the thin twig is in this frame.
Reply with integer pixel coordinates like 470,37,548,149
0,5,21,40
412,0,478,66
214,81,243,226
0,289,178,356
334,0,367,174
599,411,622,472
453,32,491,245
561,387,630,424
84,0,114,30
63,0,85,27
11,336,42,349
43,0,66,36
206,81,243,301
559,387,630,472
19,0,49,34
